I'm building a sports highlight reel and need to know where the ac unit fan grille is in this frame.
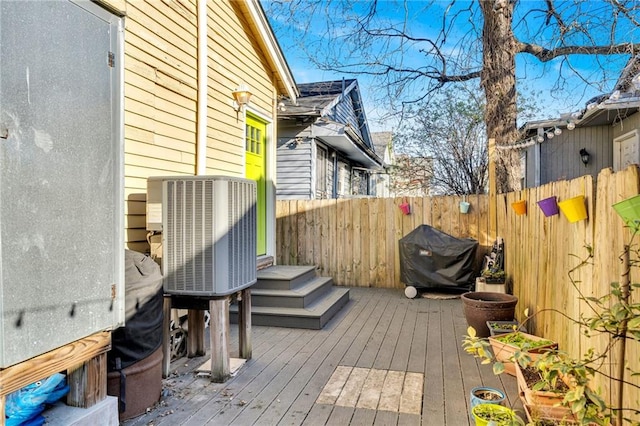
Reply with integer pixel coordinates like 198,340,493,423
163,178,257,296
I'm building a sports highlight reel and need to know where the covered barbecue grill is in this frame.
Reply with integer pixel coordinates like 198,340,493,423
399,225,478,291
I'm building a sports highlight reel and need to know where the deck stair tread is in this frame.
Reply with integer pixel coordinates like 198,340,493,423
231,265,349,329
250,276,334,308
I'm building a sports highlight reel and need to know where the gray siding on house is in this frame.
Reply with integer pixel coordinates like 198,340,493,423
276,137,313,200
525,125,614,187
541,126,613,183
331,95,361,133
613,113,640,140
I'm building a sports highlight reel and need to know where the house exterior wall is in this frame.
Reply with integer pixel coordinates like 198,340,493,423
276,123,313,199
102,0,280,253
524,125,614,187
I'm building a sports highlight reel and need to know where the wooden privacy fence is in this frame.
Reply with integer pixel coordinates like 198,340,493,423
276,165,640,417
276,194,492,288
499,166,640,419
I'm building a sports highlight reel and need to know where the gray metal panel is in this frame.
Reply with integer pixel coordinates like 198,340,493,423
0,1,124,367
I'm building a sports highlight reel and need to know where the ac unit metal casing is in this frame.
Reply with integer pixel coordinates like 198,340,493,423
152,176,257,296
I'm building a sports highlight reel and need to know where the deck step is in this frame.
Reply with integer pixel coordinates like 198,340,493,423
251,276,334,308
231,287,350,330
253,265,318,290
230,265,349,329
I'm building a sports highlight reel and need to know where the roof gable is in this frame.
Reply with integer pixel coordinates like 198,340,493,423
240,0,298,102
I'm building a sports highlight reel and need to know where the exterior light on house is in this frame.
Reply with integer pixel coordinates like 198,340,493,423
232,84,252,112
580,148,590,166
566,121,576,130
536,135,544,143
554,127,562,136
546,130,555,139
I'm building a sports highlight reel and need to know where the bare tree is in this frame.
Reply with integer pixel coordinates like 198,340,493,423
393,86,488,195
264,0,640,192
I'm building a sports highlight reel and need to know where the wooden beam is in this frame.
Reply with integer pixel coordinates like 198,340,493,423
67,352,107,408
209,297,230,383
0,331,110,397
187,309,205,357
239,288,252,360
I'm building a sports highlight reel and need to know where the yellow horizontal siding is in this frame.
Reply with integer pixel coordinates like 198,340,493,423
120,0,279,250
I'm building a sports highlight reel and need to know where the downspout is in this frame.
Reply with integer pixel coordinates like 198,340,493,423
196,0,208,175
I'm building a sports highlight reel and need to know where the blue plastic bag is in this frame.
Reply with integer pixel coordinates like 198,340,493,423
5,373,69,426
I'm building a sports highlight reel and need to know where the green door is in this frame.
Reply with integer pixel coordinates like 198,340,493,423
245,115,267,255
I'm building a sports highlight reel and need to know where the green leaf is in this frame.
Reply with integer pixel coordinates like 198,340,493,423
493,362,505,375
467,326,476,338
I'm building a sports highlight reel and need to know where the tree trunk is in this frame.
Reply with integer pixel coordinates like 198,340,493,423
480,0,521,193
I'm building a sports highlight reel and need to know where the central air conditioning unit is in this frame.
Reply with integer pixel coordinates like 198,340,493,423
147,176,257,296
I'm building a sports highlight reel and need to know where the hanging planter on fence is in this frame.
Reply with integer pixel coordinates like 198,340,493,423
558,195,588,223
460,201,470,214
399,200,411,215
612,194,640,228
536,196,559,217
511,200,527,215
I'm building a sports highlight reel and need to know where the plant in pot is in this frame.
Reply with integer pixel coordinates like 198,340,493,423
462,327,557,376
482,268,506,284
469,386,506,415
515,350,608,425
488,331,557,376
471,403,524,426
486,320,526,336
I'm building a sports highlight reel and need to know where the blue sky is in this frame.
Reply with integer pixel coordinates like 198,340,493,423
264,0,635,133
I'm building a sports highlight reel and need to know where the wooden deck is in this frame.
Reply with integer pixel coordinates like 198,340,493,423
123,287,522,425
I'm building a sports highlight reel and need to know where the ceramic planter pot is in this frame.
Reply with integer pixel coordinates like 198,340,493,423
471,403,516,426
489,332,557,376
469,386,505,417
461,292,518,338
515,362,567,407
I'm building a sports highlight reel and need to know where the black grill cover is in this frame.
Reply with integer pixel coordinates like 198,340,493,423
108,250,164,371
399,225,478,290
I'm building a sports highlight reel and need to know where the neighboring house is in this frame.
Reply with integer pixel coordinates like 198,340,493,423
371,131,395,197
276,79,384,199
390,155,434,197
106,0,298,263
520,56,640,188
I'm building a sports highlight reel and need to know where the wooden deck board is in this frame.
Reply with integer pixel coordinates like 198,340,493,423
121,288,523,426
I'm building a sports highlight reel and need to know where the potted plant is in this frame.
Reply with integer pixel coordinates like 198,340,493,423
471,403,523,426
469,386,506,416
481,268,506,284
486,320,525,336
488,331,557,376
461,292,518,338
514,351,607,425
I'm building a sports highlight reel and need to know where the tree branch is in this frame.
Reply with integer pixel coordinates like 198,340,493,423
517,41,640,62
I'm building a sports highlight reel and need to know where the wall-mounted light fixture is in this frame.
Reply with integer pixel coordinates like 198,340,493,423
579,148,590,166
232,84,252,112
